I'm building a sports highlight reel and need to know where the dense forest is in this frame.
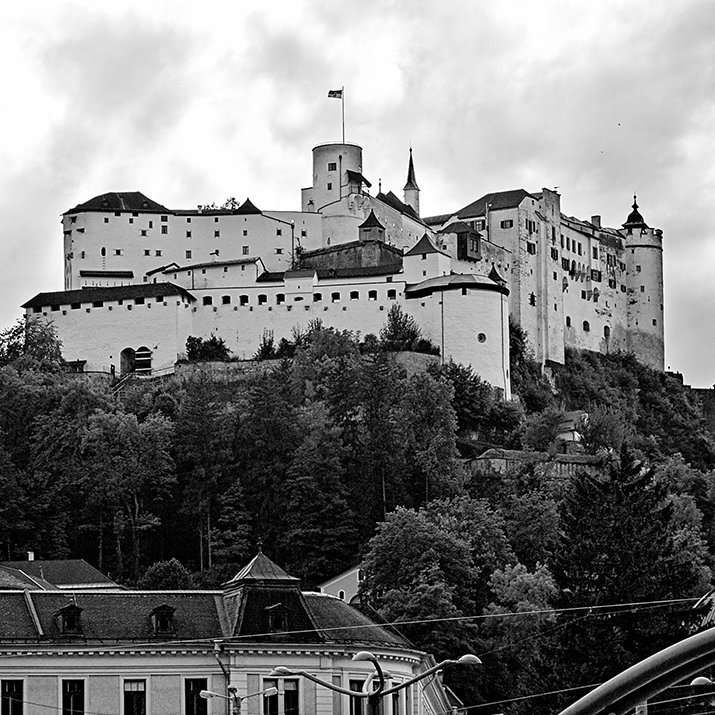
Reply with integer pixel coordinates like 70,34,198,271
2,312,715,714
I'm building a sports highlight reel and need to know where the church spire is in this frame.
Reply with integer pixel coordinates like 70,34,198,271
403,147,420,216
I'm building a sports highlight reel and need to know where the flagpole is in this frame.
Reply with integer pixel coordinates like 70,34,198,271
341,86,345,143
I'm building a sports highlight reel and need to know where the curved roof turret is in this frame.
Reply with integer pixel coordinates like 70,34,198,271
622,194,649,230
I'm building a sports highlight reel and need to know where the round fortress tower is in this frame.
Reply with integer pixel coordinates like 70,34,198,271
308,142,364,212
623,196,664,370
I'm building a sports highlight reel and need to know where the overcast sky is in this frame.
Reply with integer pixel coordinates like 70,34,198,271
2,1,714,386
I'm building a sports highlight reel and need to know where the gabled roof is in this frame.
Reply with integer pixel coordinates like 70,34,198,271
65,192,168,215
375,191,420,220
22,283,195,309
1,560,118,589
456,189,534,219
404,234,447,257
234,198,262,215
438,221,475,234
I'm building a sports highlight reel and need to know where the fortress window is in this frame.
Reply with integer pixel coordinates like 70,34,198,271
149,221,153,228
331,292,341,303
640,286,645,292
500,219,513,229
566,237,571,250
71,303,81,310
526,242,536,255
276,248,284,254
81,251,86,259
186,250,192,259
161,215,168,222
581,290,586,299
566,316,571,327
186,218,191,223
243,230,248,236
620,262,627,271
583,321,590,332
161,226,168,234
387,289,397,300
52,305,60,312
101,247,107,257
561,258,570,271
240,295,249,306
202,269,206,274
591,269,602,282
368,290,377,301
129,218,134,224
222,295,231,305
475,219,486,230
604,326,611,338
156,250,162,256
328,162,337,171
141,230,147,237
214,230,220,238
553,272,557,280
144,250,151,256
529,293,536,306
258,294,267,305
606,254,615,266
214,217,219,222
653,319,657,326
114,249,123,256
313,293,322,302
276,294,286,305
301,230,307,237
276,228,282,236
327,183,333,190
636,265,642,272
104,217,110,223
70,216,77,223
609,278,617,288
242,246,249,254
203,297,213,306
186,231,192,238
620,285,626,293
135,297,145,305
350,291,359,301
593,247,598,259
155,296,163,302
462,287,468,296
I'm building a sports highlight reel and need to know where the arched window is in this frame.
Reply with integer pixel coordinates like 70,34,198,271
120,348,135,376
240,295,249,306
258,294,268,305
350,291,359,301
583,321,590,332
202,296,213,306
222,295,231,305
368,290,377,301
387,289,397,300
313,293,322,302
135,346,152,374
566,316,571,327
276,294,286,305
331,292,341,303
604,325,611,338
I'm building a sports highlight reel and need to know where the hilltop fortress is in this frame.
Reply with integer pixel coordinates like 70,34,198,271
24,141,664,396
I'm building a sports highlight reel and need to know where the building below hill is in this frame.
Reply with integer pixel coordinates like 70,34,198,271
23,138,664,394
0,552,458,715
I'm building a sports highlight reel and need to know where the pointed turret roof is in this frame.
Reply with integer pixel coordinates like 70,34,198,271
622,194,648,229
224,552,299,586
404,148,419,192
234,197,262,215
404,233,448,257
358,209,384,230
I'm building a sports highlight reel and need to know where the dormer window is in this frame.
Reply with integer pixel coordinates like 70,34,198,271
265,603,288,633
56,604,83,636
150,604,176,636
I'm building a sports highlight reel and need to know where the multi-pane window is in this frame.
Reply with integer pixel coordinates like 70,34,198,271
1,680,22,715
185,679,208,715
123,680,146,715
263,679,299,715
62,680,84,715
349,681,365,715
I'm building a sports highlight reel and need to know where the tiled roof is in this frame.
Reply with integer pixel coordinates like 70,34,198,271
405,273,509,298
623,195,648,229
422,213,453,227
316,265,402,279
438,221,473,234
358,210,384,230
403,148,419,192
167,258,259,273
456,189,533,219
1,560,117,589
301,241,403,260
404,234,447,257
0,567,53,591
225,552,299,585
65,192,168,215
78,270,134,279
346,170,372,189
304,593,410,647
256,271,285,283
22,283,195,309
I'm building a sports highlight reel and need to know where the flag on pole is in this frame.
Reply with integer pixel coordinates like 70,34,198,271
328,89,343,99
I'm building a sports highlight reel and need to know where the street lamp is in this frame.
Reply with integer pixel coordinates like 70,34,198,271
270,651,480,713
200,686,278,715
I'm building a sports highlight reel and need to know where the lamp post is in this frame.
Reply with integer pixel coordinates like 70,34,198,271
200,686,278,715
270,651,480,715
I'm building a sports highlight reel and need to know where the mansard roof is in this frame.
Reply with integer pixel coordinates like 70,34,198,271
456,189,534,219
404,234,448,257
22,283,195,309
65,192,169,215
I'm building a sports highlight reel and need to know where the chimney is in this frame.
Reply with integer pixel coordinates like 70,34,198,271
27,551,34,561
591,215,601,228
